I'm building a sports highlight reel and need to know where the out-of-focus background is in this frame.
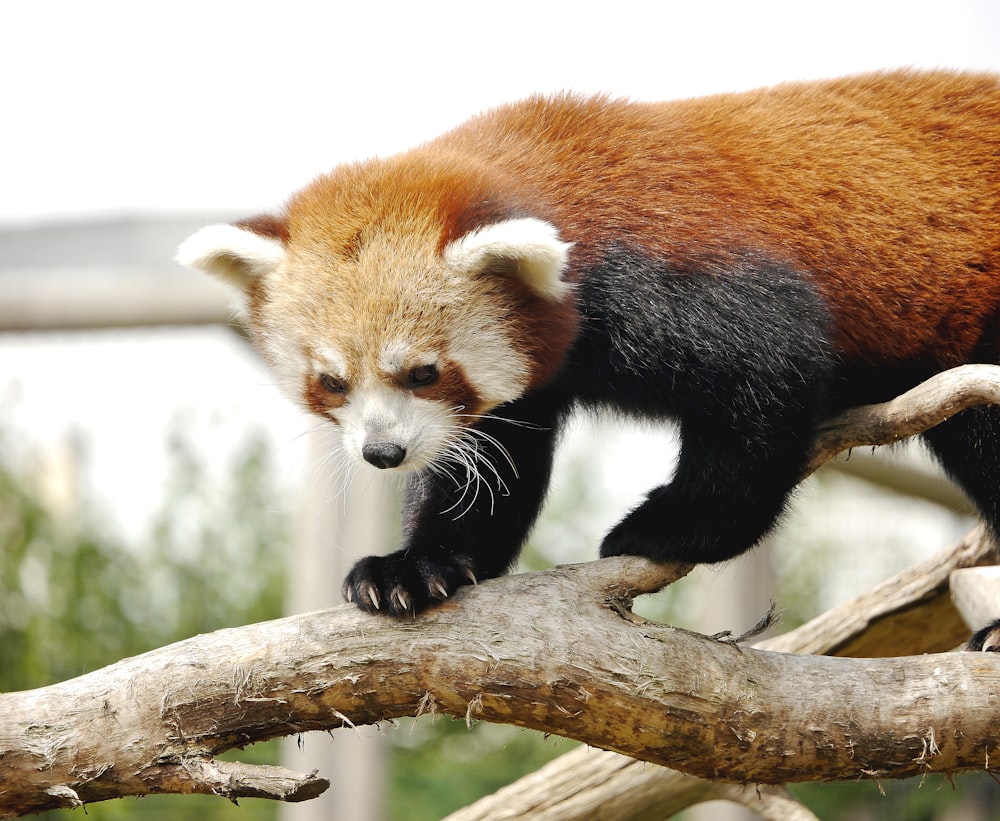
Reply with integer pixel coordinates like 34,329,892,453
2,2,998,819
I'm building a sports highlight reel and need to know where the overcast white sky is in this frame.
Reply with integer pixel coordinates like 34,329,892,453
2,0,998,553
3,0,999,224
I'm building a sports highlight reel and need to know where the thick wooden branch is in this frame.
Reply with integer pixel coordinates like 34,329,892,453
446,743,822,821
449,363,1000,821
1,545,999,817
448,525,999,821
2,365,999,818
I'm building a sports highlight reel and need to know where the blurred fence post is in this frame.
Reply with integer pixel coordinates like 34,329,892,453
281,428,395,821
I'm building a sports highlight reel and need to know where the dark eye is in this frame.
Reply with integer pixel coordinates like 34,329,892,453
406,364,439,389
319,373,348,394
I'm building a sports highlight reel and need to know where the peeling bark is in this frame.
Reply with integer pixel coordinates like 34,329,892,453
1,547,999,817
806,363,1000,474
447,525,999,821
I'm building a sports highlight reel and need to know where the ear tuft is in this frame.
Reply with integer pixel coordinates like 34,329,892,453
176,223,287,292
444,218,572,300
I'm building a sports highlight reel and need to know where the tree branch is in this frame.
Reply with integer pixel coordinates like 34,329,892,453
449,363,1000,821
2,365,999,818
447,525,998,821
805,363,1000,475
1,544,998,817
951,566,1000,634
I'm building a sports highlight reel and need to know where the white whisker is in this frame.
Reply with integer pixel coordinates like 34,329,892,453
455,411,548,431
464,427,518,480
425,406,529,518
312,400,529,523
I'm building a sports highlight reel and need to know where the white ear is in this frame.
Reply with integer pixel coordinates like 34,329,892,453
444,217,572,300
176,224,286,291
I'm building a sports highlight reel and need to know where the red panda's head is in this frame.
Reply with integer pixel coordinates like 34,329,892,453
177,156,577,472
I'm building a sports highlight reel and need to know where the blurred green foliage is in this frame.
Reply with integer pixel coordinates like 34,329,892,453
790,773,1000,820
0,422,286,821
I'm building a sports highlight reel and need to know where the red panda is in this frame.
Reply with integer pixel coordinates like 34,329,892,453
179,70,1000,616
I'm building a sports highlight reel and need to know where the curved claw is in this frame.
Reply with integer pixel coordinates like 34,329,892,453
390,586,412,613
343,551,481,616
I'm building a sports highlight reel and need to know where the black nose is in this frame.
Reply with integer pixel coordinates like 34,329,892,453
362,442,407,469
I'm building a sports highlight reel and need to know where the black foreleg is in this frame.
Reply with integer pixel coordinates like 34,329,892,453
578,247,835,567
342,392,565,615
600,416,812,564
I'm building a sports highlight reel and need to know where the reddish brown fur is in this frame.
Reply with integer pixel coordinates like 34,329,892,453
301,363,480,416
244,70,1000,378
413,359,482,415
499,278,579,391
208,70,1000,615
429,71,1000,365
268,153,578,401
303,373,348,416
235,213,291,243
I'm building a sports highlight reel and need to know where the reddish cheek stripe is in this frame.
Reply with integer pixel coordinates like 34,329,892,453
299,363,484,420
414,361,484,417
303,376,347,417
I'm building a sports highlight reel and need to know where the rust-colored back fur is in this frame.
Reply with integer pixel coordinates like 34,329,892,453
445,71,1000,363
291,70,999,366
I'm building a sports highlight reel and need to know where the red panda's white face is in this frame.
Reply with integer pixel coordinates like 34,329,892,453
178,214,573,473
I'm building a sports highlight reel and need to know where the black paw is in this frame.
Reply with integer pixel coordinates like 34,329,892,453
965,618,1000,652
342,550,478,616
600,518,666,560
600,511,747,564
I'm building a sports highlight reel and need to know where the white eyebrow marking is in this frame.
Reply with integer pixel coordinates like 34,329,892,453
379,340,411,373
379,340,438,374
314,345,349,378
